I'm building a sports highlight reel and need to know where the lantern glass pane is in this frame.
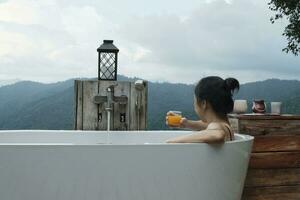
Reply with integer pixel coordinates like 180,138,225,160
99,52,116,80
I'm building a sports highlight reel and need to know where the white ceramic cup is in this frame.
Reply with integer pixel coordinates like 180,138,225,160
271,102,282,114
233,100,248,114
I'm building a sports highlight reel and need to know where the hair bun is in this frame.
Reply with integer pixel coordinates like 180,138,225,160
224,78,240,95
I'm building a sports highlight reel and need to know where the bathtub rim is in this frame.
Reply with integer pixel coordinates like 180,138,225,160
0,130,253,146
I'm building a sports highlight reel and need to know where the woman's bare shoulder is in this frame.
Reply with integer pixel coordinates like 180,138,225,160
207,122,233,141
206,122,224,130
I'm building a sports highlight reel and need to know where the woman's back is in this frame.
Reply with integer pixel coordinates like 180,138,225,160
221,123,234,141
206,122,234,141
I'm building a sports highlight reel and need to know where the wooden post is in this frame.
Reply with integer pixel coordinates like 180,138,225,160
74,80,147,131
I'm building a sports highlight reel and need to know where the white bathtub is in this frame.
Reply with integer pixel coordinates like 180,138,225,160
0,130,253,200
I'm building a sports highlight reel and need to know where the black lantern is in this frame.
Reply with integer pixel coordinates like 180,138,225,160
97,40,119,80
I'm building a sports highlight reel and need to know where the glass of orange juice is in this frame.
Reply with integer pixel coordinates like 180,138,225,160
167,111,182,126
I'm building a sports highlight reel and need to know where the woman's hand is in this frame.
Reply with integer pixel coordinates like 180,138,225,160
165,111,188,129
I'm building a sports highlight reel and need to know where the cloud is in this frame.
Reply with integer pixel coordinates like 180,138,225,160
0,0,117,82
0,0,39,25
119,0,300,83
0,0,299,84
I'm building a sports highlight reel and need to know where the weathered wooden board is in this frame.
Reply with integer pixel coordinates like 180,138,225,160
129,82,147,130
113,82,131,130
228,118,239,133
229,114,300,200
242,185,300,200
252,135,300,152
245,168,300,187
228,114,300,135
74,80,147,130
249,152,300,169
82,81,99,130
129,82,137,130
233,119,300,136
74,80,83,130
140,81,148,130
229,114,300,120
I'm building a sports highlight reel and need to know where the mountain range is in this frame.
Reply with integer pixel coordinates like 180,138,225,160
0,76,299,130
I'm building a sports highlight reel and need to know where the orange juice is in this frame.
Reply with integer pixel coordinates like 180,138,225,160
168,115,182,126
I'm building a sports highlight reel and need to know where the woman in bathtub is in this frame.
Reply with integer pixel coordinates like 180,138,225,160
166,76,239,143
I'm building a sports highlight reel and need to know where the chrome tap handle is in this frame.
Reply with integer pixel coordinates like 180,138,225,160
107,83,118,92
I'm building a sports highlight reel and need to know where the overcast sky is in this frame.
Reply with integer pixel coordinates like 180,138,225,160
0,0,299,84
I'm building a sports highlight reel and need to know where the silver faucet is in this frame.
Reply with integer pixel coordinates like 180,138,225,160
106,84,120,131
94,84,128,131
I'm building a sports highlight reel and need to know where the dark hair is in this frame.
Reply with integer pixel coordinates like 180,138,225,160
194,76,239,116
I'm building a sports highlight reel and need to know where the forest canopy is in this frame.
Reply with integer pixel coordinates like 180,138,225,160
269,0,300,56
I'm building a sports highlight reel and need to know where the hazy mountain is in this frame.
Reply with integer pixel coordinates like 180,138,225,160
236,79,300,101
0,79,75,129
0,79,21,88
235,79,300,113
0,77,299,130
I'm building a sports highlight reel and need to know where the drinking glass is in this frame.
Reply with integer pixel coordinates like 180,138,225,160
167,111,182,126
